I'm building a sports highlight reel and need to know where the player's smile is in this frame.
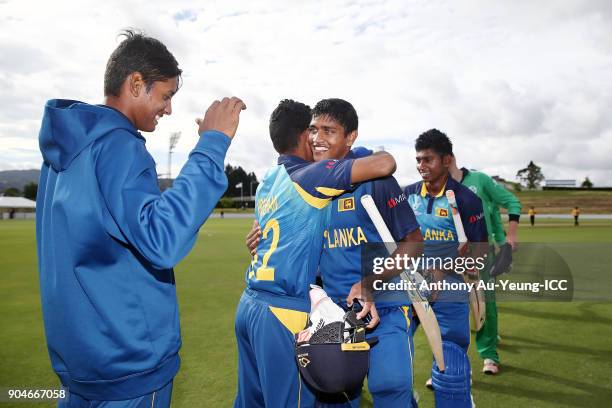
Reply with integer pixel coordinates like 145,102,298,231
312,140,329,152
416,149,447,183
134,77,178,132
309,115,353,161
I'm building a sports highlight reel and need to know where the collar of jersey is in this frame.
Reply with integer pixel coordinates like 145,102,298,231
278,154,310,165
420,179,448,198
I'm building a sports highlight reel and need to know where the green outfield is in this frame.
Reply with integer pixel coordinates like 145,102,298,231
513,189,612,214
1,219,611,407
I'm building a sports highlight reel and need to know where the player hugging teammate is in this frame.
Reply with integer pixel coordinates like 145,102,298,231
310,99,423,407
243,104,519,407
235,99,400,407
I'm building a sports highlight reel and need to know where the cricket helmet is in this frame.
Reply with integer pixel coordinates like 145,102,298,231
295,308,377,394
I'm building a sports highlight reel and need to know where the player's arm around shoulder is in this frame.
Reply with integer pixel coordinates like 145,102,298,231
349,151,396,183
293,149,397,203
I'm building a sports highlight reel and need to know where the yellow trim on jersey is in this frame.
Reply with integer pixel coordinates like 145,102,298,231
269,306,308,335
315,186,346,197
293,182,332,209
401,306,411,329
401,306,415,391
420,181,447,198
420,183,427,197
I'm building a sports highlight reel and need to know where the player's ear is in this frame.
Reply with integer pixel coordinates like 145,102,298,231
299,128,312,146
442,154,452,167
128,72,145,97
346,130,358,147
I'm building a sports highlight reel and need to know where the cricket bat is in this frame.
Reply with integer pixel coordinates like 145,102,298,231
361,194,445,371
445,190,486,331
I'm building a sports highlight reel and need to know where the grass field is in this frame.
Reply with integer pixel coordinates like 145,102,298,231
512,190,612,214
208,189,612,214
1,219,611,407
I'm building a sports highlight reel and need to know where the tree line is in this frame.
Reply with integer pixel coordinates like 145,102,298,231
1,182,38,200
0,162,596,199
224,164,259,197
516,161,593,189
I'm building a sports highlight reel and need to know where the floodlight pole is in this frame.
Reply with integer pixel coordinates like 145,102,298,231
168,132,181,185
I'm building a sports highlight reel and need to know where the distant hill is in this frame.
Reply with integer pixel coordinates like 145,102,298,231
1,170,174,194
0,169,41,193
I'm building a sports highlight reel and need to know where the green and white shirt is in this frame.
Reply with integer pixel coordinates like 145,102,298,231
460,168,521,245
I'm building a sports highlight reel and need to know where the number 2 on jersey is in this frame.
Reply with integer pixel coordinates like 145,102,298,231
250,218,279,281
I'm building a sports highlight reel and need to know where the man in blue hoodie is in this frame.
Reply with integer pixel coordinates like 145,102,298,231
36,30,245,407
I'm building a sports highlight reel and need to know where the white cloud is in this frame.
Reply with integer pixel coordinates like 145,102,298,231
1,0,611,187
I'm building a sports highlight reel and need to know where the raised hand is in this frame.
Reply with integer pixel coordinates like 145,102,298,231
196,96,247,139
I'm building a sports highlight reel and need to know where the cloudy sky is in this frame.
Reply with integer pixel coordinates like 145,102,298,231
1,0,611,187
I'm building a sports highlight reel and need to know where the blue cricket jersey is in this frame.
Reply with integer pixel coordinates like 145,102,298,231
319,152,420,307
246,155,353,301
404,177,487,261
405,177,487,351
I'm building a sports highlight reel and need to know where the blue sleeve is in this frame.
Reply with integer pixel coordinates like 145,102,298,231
373,177,420,241
350,146,373,158
93,129,230,269
291,158,354,199
457,189,488,243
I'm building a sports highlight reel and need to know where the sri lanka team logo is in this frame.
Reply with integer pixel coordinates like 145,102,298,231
339,197,355,212
435,207,449,217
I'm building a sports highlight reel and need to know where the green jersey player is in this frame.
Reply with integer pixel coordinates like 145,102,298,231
449,157,521,375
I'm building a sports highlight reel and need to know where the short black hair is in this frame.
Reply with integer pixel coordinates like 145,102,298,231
415,129,453,157
104,29,182,97
311,98,358,134
269,99,312,154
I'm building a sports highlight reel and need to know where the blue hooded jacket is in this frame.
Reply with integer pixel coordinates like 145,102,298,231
36,100,230,400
